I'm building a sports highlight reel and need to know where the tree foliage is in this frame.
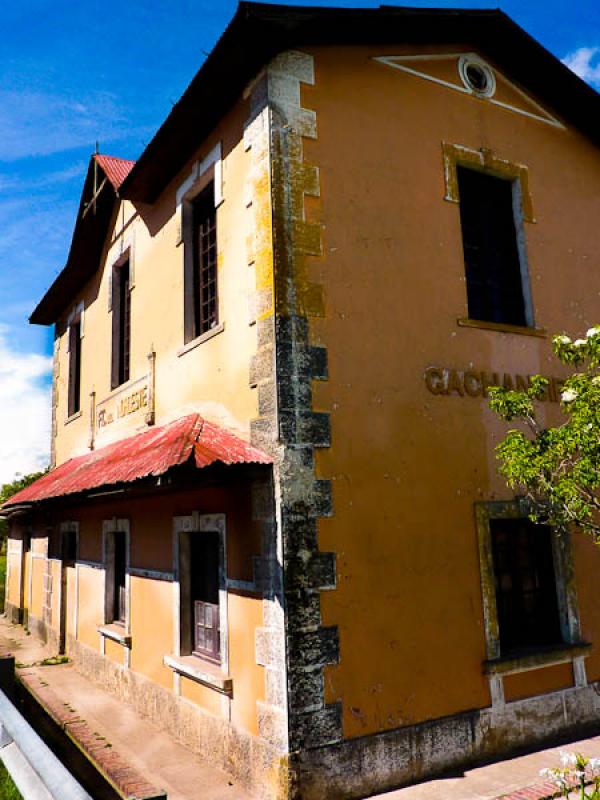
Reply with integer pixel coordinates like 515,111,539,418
488,326,600,541
0,470,47,546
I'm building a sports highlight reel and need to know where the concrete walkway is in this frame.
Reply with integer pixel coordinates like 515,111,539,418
0,616,251,800
2,614,600,800
370,733,600,800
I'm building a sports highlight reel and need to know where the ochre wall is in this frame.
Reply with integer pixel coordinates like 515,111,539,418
129,576,173,688
52,92,260,465
6,547,21,609
48,484,264,736
299,44,600,739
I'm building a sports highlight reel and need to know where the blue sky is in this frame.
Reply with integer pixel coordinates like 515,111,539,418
1,0,599,482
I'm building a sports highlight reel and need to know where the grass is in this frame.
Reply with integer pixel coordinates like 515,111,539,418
0,762,22,799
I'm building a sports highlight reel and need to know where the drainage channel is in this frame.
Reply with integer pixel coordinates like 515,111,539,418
12,679,122,800
0,668,123,800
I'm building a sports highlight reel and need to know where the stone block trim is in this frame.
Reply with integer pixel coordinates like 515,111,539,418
19,666,166,800
265,49,343,753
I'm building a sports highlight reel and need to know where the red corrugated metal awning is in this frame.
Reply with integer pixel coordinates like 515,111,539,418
3,414,271,510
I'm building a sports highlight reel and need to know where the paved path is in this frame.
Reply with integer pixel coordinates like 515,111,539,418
369,733,600,800
0,616,251,800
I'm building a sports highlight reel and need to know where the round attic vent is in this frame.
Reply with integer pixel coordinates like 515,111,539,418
458,55,496,98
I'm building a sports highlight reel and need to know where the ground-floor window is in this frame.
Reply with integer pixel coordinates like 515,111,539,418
60,525,78,567
191,531,221,661
173,514,227,668
476,500,583,662
102,519,130,628
490,517,562,655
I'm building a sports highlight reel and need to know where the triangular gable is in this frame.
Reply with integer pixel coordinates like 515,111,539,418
30,154,135,325
373,53,563,129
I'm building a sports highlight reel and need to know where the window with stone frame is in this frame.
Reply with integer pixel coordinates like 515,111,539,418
476,500,584,665
457,166,532,328
104,527,128,626
67,316,82,417
61,526,78,567
173,515,227,668
111,257,131,389
182,181,218,343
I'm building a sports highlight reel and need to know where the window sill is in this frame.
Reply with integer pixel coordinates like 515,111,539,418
98,624,132,648
457,318,547,338
484,642,591,676
177,323,225,357
164,654,232,696
65,410,83,426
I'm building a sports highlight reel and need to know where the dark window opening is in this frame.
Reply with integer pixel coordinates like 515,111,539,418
113,533,127,625
68,319,82,417
490,518,563,656
457,166,528,327
465,63,489,93
111,260,131,389
61,529,77,567
190,532,220,662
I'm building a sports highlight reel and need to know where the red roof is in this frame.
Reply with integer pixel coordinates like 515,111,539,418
94,154,136,191
3,414,271,509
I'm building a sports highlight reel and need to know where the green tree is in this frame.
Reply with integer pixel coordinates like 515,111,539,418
488,326,600,540
0,469,47,546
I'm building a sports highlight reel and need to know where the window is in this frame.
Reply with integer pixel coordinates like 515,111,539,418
490,518,562,656
173,514,227,668
476,501,584,665
111,259,131,389
68,318,82,416
103,523,129,627
191,532,221,662
183,182,218,343
457,166,531,327
61,526,78,567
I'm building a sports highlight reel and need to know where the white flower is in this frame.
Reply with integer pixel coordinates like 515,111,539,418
590,758,600,771
574,339,587,347
539,768,553,777
592,376,600,386
561,389,578,403
560,750,577,766
555,335,572,345
587,326,600,338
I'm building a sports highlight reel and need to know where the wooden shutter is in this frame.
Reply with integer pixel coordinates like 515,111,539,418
182,200,196,344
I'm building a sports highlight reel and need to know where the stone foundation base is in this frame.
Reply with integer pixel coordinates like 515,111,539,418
68,637,289,800
292,683,600,799
26,613,60,652
4,602,22,625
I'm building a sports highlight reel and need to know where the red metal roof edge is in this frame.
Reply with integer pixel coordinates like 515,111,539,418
2,414,272,510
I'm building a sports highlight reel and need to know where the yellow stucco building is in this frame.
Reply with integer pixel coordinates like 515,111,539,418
4,4,600,798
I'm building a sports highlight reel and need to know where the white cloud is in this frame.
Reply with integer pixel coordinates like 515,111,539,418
562,47,600,86
0,89,153,161
0,162,86,195
0,326,52,485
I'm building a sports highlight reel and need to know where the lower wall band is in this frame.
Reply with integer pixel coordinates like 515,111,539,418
292,681,600,799
66,637,288,800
